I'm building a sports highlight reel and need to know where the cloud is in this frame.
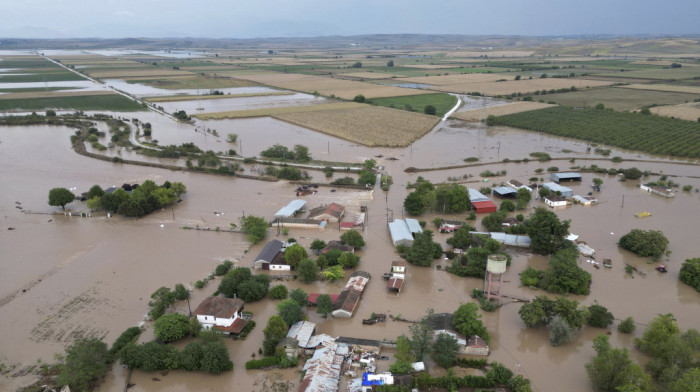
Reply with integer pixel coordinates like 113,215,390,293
114,10,134,17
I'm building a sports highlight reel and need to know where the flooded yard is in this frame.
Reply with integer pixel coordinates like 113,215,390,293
0,107,699,392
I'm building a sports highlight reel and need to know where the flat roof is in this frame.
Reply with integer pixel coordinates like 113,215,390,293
551,172,582,179
493,186,518,195
274,199,306,218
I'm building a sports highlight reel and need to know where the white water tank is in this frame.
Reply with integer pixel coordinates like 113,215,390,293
486,254,507,274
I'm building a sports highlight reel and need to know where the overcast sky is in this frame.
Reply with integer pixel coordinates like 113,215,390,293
1,0,698,39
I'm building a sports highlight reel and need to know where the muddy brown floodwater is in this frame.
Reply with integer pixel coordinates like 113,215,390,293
0,109,699,392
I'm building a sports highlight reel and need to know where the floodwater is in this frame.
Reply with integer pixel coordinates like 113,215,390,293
0,108,699,392
155,93,325,115
0,80,104,91
103,80,277,98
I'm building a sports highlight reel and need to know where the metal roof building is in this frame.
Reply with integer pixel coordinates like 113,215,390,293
273,199,306,219
287,321,316,348
389,220,415,247
470,231,532,248
467,188,490,202
542,182,573,197
493,186,518,197
404,218,423,234
550,172,582,183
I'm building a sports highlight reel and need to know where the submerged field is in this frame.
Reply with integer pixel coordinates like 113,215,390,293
543,86,700,111
367,93,457,117
494,106,700,157
452,101,554,121
0,94,144,111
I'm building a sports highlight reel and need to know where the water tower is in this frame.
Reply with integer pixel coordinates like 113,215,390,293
485,254,508,304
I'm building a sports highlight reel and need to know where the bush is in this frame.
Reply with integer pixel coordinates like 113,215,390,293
174,283,190,301
500,200,515,212
679,258,700,292
549,316,575,346
587,304,614,328
353,94,366,103
214,261,233,276
194,280,206,289
618,317,636,334
109,327,142,356
57,338,110,392
200,342,234,374
269,284,289,299
245,356,280,370
154,313,190,343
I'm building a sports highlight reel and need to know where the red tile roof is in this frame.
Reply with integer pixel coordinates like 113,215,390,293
387,277,404,291
192,296,244,319
214,318,248,334
307,293,339,305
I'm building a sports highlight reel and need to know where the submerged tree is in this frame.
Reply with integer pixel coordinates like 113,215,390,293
48,187,75,210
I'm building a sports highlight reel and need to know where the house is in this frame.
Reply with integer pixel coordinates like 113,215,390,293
542,182,573,197
192,296,248,335
387,261,407,293
332,271,370,318
573,195,598,205
544,195,570,207
277,336,300,359
391,261,407,277
550,172,582,183
640,184,675,198
428,312,490,356
308,203,345,222
507,179,532,192
471,200,498,213
439,220,466,233
492,186,518,198
387,277,404,293
274,199,306,219
253,239,287,270
322,240,354,254
298,341,344,392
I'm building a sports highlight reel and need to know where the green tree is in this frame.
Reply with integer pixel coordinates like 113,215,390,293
179,341,204,371
57,338,109,392
538,187,551,198
237,278,269,302
517,187,532,204
358,170,376,186
618,317,636,334
340,229,365,248
525,207,570,255
679,258,700,292
387,60,394,67
48,187,75,209
315,254,328,269
310,239,327,254
218,267,252,298
518,296,554,327
240,215,268,244
86,196,101,210
593,178,604,187
351,62,362,68
487,362,514,385
549,315,575,346
316,294,335,318
284,244,308,268
405,230,439,266
404,191,425,215
670,368,700,392
289,288,309,307
363,159,376,170
200,342,233,374
486,114,497,126
188,317,202,337
148,287,176,320
619,229,668,258
353,94,366,103
154,313,190,342
86,185,104,200
585,334,651,392
293,144,311,163
170,182,187,198
434,183,470,213
424,105,437,115
100,188,129,212
297,258,320,283
500,200,516,212
452,303,490,343
263,315,288,356
173,283,190,301
109,327,142,357
409,309,435,360
389,335,415,374
338,252,360,269
587,304,614,328
322,265,344,281
539,246,591,295
269,284,289,299
432,333,460,368
622,167,643,180
277,299,303,327
446,226,473,249
482,210,508,232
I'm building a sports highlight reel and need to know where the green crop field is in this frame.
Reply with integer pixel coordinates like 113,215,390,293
367,93,458,117
494,106,700,158
0,94,145,112
0,71,86,83
594,67,700,80
0,87,80,93
542,87,700,111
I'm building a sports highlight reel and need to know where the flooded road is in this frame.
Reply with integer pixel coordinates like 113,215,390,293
0,111,699,392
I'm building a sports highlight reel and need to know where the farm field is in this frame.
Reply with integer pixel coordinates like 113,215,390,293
430,77,613,96
0,90,114,100
401,72,511,86
273,105,440,146
494,105,700,157
619,83,700,94
0,93,144,111
237,72,430,99
367,93,457,117
594,66,700,80
650,102,700,121
144,91,294,102
543,86,700,111
86,68,193,79
193,101,359,119
452,101,554,121
335,71,402,79
126,75,257,89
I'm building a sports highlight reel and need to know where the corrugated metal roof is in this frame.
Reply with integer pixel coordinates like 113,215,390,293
543,182,573,195
287,321,316,348
299,341,341,392
306,334,336,348
493,186,518,195
468,188,490,202
255,240,284,263
389,220,413,245
470,231,531,248
551,172,582,181
274,199,307,218
405,218,423,234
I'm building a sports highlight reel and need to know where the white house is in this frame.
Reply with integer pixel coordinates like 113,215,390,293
544,195,570,207
391,261,407,278
192,296,247,335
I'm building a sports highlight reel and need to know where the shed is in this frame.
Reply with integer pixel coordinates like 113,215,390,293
471,200,498,213
254,240,284,270
388,220,414,247
332,271,370,318
573,195,598,205
542,182,573,197
544,195,570,207
287,321,316,348
492,186,518,197
640,184,675,198
507,179,533,192
404,218,423,234
273,199,306,219
277,336,299,359
387,277,404,293
467,188,490,202
551,172,582,183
